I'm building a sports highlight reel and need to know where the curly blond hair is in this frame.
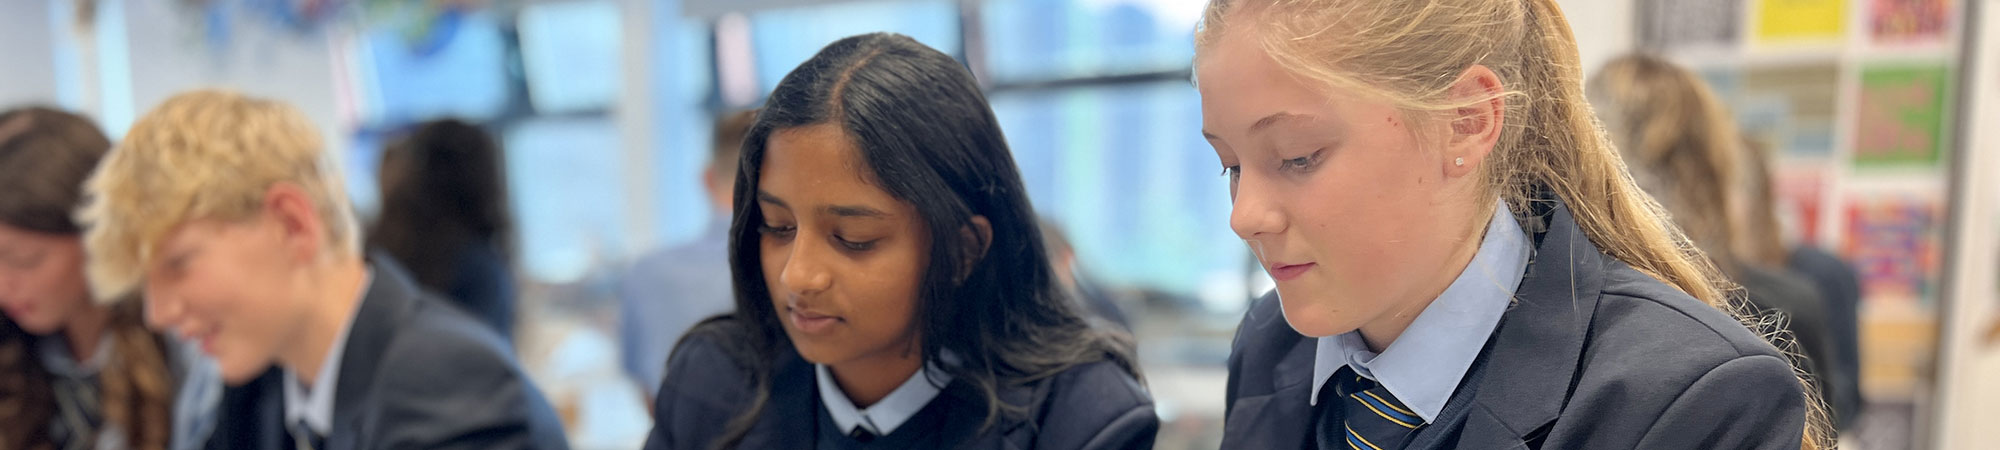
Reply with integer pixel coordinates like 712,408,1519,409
77,90,359,301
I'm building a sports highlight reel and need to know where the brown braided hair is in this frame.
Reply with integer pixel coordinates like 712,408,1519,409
0,107,173,450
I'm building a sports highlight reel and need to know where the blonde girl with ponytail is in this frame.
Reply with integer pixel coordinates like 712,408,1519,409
1197,0,1828,449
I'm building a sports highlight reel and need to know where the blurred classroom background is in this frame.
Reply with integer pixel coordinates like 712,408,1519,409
2,0,1998,448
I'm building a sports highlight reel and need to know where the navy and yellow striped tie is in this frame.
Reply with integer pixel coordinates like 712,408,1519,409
1317,366,1425,450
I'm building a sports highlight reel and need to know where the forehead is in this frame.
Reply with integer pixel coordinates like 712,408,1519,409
1197,31,1334,132
758,125,907,213
0,222,64,250
1197,28,1288,93
1196,34,1424,144
153,219,243,253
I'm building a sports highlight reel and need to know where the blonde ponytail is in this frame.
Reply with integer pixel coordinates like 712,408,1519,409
1198,0,1830,447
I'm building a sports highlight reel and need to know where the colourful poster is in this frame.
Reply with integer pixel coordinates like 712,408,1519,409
1870,0,1952,43
1757,0,1848,41
1855,64,1952,166
1707,64,1842,158
1842,196,1942,305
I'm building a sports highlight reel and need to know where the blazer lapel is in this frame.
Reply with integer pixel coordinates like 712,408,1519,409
325,256,424,450
1454,201,1606,450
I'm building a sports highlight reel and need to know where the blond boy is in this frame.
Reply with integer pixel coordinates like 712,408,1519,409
81,90,568,449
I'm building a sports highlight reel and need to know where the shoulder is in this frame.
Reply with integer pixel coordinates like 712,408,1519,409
366,293,567,445
449,244,514,283
1787,246,1852,276
1739,265,1821,296
1544,263,1805,445
667,318,762,375
1041,359,1150,414
1590,262,1785,363
656,318,765,410
375,293,529,394
647,318,772,449
451,242,509,270
1231,291,1306,364
1562,262,1802,413
394,293,515,357
1224,291,1308,401
1737,267,1828,318
1575,262,1799,398
1030,360,1158,450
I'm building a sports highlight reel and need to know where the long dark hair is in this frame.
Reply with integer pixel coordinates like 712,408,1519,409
366,119,514,291
693,33,1138,449
0,107,171,450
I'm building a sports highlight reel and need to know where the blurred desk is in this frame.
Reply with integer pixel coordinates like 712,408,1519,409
518,280,653,450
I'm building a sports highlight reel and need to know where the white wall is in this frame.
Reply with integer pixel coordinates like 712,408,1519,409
1934,0,2000,447
1557,0,1638,76
109,0,348,153
0,0,62,108
0,0,348,153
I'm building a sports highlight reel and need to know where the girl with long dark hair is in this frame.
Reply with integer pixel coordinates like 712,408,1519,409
642,33,1157,450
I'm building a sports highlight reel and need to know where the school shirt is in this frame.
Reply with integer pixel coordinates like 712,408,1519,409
1309,200,1532,423
283,271,369,440
812,359,956,449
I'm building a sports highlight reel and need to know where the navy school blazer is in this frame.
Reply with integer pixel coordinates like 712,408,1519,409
642,320,1159,450
1220,199,1807,449
202,256,569,450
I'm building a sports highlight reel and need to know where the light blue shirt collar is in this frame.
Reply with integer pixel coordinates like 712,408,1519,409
284,270,370,435
36,330,114,377
39,322,224,450
815,353,955,436
1309,200,1532,423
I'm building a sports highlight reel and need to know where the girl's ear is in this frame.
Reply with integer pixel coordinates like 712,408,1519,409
1442,64,1506,179
955,216,993,282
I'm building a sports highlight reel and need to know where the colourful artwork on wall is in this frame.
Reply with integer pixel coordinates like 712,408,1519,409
1870,0,1953,43
1756,0,1848,42
1855,64,1952,167
1843,195,1942,306
1704,64,1842,158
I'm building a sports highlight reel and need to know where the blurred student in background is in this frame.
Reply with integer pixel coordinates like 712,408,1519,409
78,90,568,449
1039,220,1133,332
1592,53,1847,430
643,33,1156,449
1739,131,1865,431
1197,0,1825,448
368,119,518,342
620,110,757,399
0,106,220,450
